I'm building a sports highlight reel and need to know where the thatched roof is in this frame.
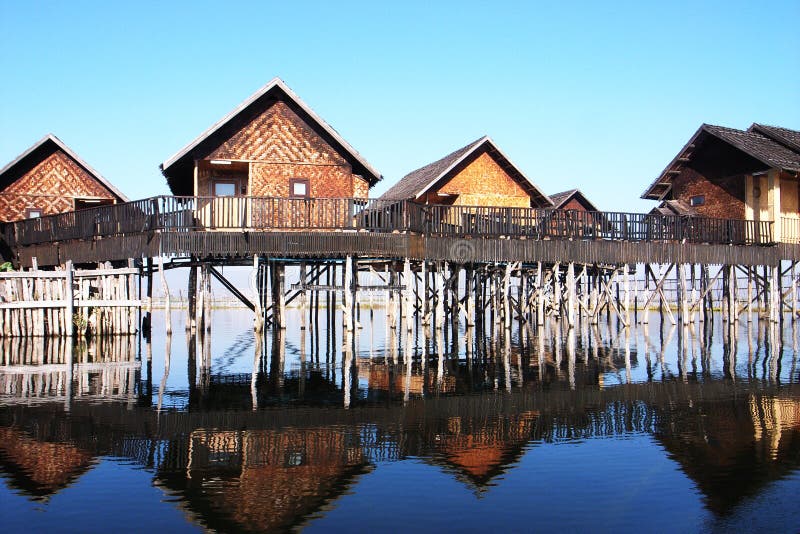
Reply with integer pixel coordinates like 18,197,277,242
0,134,128,201
380,136,553,207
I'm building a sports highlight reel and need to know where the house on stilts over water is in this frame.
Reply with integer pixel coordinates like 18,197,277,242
159,77,382,230
641,123,800,244
380,136,552,209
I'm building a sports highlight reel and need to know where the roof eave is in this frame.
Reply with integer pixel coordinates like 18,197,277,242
640,124,708,200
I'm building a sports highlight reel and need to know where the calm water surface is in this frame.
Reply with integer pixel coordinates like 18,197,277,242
1,307,799,533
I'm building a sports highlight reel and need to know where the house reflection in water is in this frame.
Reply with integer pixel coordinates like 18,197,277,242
0,426,94,501
156,427,370,533
428,411,539,492
655,393,800,516
1,325,799,530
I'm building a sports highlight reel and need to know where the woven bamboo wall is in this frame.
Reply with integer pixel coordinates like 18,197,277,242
0,150,115,222
422,152,531,208
201,100,367,200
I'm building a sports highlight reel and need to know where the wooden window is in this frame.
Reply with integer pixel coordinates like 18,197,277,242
690,195,705,207
25,207,43,219
290,178,310,198
213,179,238,197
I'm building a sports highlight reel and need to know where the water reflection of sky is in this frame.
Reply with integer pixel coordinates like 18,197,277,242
1,308,799,532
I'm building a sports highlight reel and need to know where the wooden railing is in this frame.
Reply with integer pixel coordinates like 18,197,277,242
1,196,775,247
781,216,800,244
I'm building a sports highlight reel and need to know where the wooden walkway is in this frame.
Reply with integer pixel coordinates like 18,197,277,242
1,196,795,267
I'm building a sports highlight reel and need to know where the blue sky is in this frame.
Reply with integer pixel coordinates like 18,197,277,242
1,0,798,212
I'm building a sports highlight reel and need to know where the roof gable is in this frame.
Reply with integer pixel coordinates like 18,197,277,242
160,78,382,194
0,134,128,201
641,123,800,200
381,136,553,207
548,188,599,211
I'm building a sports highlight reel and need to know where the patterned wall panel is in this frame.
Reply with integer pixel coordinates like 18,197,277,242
0,150,115,222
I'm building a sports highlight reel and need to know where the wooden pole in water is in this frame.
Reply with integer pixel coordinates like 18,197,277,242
792,261,798,321
503,262,512,330
770,263,780,323
404,258,413,332
300,261,308,331
344,256,353,332
567,262,576,328
466,265,475,328
641,264,651,325
678,263,687,326
278,262,286,329
623,263,630,327
729,264,738,323
65,260,74,338
159,256,172,335
536,262,544,325
187,263,197,332
552,262,561,319
747,266,754,323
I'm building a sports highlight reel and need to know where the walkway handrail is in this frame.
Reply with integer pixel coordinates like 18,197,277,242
1,195,775,247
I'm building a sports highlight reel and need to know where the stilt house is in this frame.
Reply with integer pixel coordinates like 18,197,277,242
0,134,128,223
381,136,552,208
160,77,382,229
641,123,800,243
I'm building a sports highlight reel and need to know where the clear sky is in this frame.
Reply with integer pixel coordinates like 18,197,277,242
1,0,798,212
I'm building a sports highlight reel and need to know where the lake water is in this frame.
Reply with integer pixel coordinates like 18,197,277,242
1,307,799,533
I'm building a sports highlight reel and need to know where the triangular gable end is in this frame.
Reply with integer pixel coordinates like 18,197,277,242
639,123,796,201
403,137,553,208
160,78,382,195
0,134,128,202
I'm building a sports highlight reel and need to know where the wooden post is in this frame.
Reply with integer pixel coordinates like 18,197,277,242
567,262,576,328
792,262,798,321
641,264,651,325
159,256,172,335
623,263,631,326
421,260,429,326
770,263,779,323
747,266,754,323
678,263,687,325
344,256,353,332
503,262,512,330
466,266,475,327
251,255,264,333
729,264,738,323
721,265,730,323
187,263,197,332
552,262,562,318
300,261,308,331
404,258,413,332
536,262,544,326
65,261,74,338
